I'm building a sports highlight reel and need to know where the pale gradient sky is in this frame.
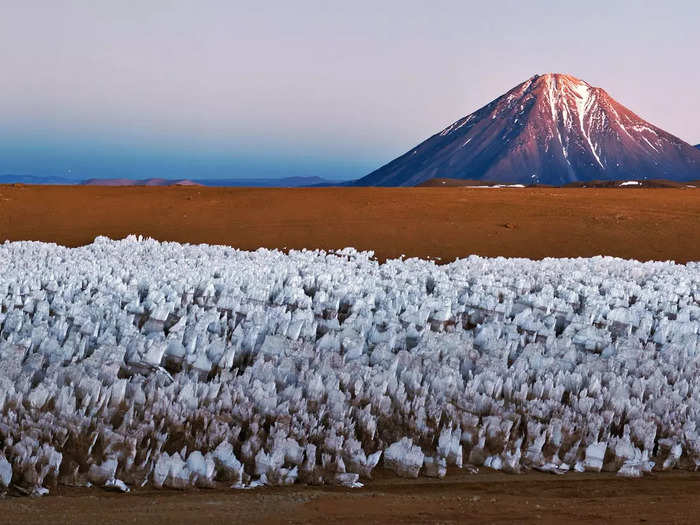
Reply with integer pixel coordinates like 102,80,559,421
1,0,698,180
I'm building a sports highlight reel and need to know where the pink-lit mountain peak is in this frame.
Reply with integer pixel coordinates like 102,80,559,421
359,73,700,185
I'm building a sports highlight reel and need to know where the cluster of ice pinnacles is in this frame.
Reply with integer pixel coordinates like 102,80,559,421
0,237,698,495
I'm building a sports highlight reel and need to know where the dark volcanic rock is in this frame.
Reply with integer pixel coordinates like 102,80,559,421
358,74,700,186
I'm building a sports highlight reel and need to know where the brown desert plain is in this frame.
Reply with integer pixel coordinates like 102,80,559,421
0,184,699,262
1,184,700,525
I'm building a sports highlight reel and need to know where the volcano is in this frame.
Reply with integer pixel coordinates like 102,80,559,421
358,74,700,186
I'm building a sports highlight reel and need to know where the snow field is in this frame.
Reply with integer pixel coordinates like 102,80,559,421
0,236,699,494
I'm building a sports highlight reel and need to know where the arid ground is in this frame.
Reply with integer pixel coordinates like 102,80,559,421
2,470,700,524
0,185,699,262
1,185,699,524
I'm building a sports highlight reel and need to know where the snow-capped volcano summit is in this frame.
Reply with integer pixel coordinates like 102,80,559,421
358,73,700,185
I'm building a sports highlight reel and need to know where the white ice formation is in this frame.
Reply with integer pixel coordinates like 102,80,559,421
0,236,698,495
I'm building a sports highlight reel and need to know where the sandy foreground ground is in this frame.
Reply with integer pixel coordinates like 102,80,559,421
0,185,699,263
1,470,699,524
1,185,699,523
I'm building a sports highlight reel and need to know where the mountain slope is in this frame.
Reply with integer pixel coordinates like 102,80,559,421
358,74,700,186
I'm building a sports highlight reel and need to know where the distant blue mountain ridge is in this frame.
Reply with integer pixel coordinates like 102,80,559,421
0,174,80,184
0,175,344,187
